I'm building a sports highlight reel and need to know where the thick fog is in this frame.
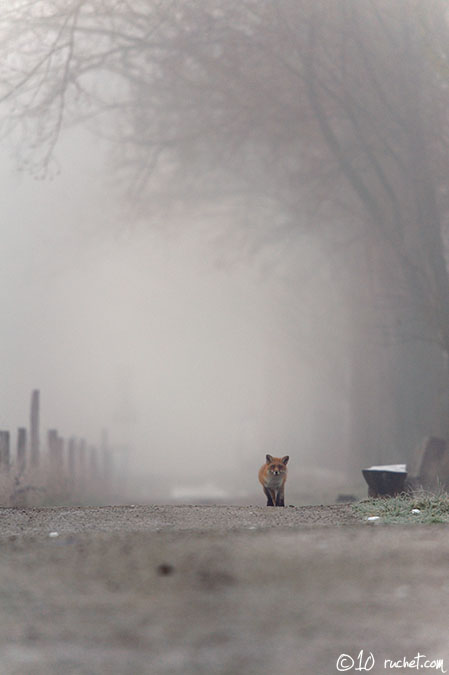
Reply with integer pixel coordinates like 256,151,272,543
2,1,448,504
0,129,351,502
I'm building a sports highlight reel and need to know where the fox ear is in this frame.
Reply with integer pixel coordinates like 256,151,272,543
282,455,289,465
266,454,273,463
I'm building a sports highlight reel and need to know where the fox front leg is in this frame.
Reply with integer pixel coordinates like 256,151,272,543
275,488,285,507
263,487,275,506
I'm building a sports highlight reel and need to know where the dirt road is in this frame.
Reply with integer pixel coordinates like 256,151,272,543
0,504,448,675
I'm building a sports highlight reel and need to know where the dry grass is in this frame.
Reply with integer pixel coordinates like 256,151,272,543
353,490,449,524
0,460,113,507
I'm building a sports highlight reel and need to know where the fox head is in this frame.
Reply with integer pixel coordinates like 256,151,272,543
265,454,289,476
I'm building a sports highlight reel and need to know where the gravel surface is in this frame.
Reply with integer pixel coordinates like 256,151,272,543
0,504,448,675
0,503,359,537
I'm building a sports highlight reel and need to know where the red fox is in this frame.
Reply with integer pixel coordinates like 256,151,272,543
258,454,289,506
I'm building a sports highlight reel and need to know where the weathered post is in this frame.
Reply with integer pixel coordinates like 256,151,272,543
0,431,10,473
67,437,76,482
101,429,108,475
101,429,112,488
78,438,87,493
47,430,65,498
415,437,449,489
47,429,58,464
48,429,64,474
101,429,112,497
57,436,64,468
30,389,40,467
89,446,98,478
17,427,27,475
103,449,113,484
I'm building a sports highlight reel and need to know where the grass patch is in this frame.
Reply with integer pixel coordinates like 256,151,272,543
352,490,449,524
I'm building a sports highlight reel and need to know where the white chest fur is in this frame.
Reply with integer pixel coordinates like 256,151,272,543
265,473,284,489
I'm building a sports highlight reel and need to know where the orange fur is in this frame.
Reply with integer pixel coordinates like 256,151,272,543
258,454,289,506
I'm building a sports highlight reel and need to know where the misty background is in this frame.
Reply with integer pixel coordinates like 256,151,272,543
1,1,449,503
1,128,350,501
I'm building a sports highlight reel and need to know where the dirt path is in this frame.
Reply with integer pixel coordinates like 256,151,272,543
0,503,359,537
0,504,448,675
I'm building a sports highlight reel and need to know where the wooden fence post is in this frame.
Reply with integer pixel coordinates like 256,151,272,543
57,437,65,479
30,389,40,467
103,449,113,483
78,438,87,490
0,431,10,473
89,446,98,479
101,429,113,489
47,429,61,475
17,427,27,475
67,437,76,483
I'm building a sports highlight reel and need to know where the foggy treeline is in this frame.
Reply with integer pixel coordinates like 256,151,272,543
1,1,449,501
